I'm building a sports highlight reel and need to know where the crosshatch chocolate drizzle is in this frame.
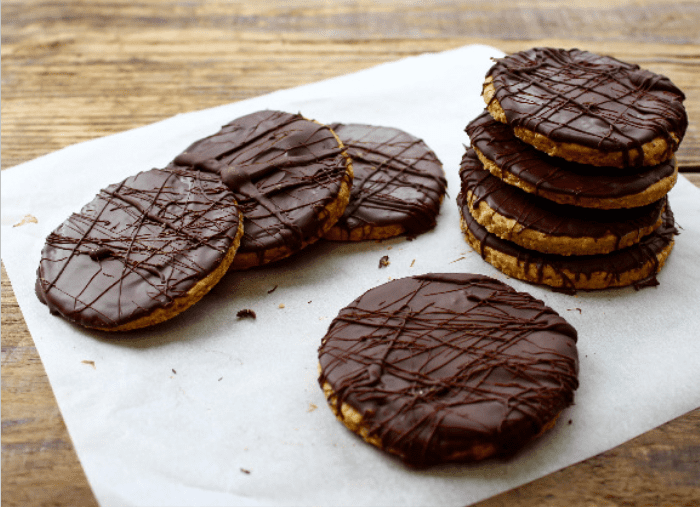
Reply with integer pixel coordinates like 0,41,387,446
318,273,579,467
486,48,688,167
168,110,351,265
327,123,447,236
36,167,242,329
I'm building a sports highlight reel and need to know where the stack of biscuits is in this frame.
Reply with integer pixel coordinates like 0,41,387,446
457,47,688,292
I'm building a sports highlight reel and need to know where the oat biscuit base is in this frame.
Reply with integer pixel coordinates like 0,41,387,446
467,110,678,209
458,202,677,292
36,167,244,331
459,148,666,256
169,110,353,270
323,123,447,241
318,273,579,467
483,48,688,168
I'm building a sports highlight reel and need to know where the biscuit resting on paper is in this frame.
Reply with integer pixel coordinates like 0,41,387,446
36,167,244,331
318,273,579,467
323,123,447,241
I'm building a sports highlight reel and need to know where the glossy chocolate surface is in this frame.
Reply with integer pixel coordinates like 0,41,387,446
459,147,665,244
318,273,579,467
169,110,350,264
36,167,241,329
467,110,677,204
486,48,687,166
328,123,446,237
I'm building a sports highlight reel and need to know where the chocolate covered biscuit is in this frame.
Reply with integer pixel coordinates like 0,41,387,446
482,48,688,168
318,273,579,467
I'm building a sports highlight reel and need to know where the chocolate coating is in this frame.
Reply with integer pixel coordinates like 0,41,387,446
459,147,665,247
458,192,677,291
486,48,687,166
467,110,677,207
168,110,351,266
327,123,446,238
36,167,242,329
318,273,579,467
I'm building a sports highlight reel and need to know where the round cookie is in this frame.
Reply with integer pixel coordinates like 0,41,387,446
458,196,678,292
323,123,447,241
35,167,244,331
482,48,688,168
169,110,353,269
467,110,678,209
459,147,666,256
318,273,579,467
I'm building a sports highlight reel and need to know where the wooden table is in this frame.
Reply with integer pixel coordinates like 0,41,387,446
3,1,699,505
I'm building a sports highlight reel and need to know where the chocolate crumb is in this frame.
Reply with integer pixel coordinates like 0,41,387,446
240,468,251,474
237,309,256,319
268,285,278,294
379,255,390,268
172,368,177,374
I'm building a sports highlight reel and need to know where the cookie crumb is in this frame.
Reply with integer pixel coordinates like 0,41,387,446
378,255,390,268
237,309,257,319
279,303,285,309
81,360,96,369
13,214,38,227
410,259,416,268
450,256,466,264
308,403,318,412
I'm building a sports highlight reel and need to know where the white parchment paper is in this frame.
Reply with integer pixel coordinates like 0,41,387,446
2,44,700,507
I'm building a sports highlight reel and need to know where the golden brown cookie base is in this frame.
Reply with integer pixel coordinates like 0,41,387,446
459,212,674,291
463,189,664,256
96,212,245,331
320,378,501,463
323,222,406,242
472,146,678,210
482,78,680,169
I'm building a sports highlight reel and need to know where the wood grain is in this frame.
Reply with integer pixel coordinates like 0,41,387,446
2,1,699,506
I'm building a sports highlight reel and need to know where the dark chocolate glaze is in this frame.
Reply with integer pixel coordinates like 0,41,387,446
167,110,350,266
467,110,677,205
486,48,688,166
459,147,665,247
318,273,579,467
458,190,677,291
327,123,446,237
35,167,242,329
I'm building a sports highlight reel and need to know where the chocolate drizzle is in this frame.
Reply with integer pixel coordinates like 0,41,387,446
459,147,666,249
466,110,677,207
168,110,351,266
35,167,242,329
486,48,687,166
318,273,579,467
326,124,446,237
